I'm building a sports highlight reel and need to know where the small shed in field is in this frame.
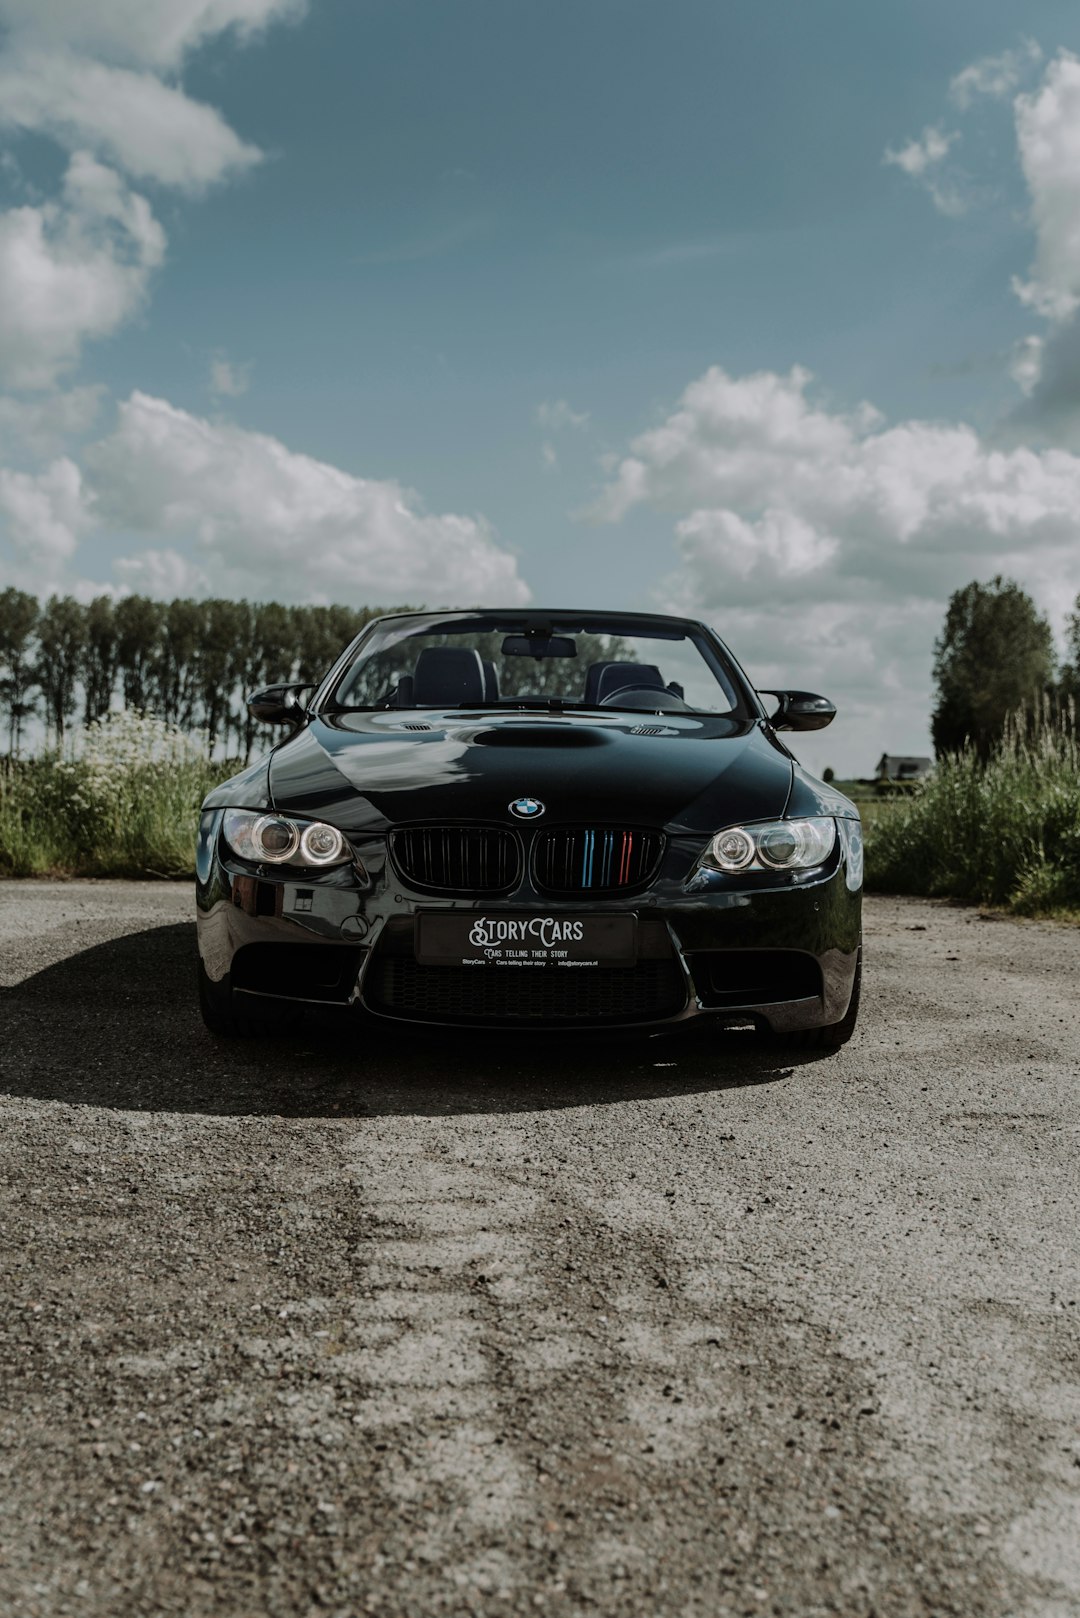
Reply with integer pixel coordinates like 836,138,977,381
876,754,933,782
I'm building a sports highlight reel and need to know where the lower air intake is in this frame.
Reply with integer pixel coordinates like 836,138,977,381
231,943,364,1003
687,949,822,1008
365,958,686,1025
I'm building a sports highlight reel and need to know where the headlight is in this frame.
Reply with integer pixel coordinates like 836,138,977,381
703,817,837,874
223,808,352,869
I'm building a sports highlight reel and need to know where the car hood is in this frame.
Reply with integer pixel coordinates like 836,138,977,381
266,710,795,836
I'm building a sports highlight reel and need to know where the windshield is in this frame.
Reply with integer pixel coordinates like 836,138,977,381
327,615,742,715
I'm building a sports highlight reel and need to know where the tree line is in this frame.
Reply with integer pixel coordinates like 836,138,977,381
0,577,1072,762
0,590,399,757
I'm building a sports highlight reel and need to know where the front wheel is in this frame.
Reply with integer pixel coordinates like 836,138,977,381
197,956,301,1039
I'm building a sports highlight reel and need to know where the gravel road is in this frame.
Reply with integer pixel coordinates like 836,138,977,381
1,882,1078,1618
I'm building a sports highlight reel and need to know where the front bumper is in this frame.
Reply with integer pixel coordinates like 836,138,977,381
195,813,861,1033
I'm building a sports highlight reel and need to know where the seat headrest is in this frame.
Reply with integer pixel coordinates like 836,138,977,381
595,662,665,702
584,660,616,706
412,646,486,706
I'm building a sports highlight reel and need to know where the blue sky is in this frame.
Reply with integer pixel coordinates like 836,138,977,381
3,0,1080,771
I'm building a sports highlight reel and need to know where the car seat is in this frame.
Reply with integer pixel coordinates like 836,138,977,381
594,662,665,703
412,647,486,706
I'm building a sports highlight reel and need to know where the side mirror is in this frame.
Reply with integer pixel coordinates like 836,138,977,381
760,689,836,732
246,684,313,725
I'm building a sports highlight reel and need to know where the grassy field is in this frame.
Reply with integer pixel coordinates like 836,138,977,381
0,714,233,880
863,716,1080,917
826,781,902,832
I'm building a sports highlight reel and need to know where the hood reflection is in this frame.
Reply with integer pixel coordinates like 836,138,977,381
267,708,795,838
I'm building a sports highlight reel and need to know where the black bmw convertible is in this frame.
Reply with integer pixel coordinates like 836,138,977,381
196,609,862,1045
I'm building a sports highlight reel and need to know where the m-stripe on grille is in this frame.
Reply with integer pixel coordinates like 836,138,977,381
392,827,519,892
534,828,663,893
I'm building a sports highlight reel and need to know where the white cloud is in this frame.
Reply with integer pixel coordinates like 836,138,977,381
112,546,211,599
209,355,251,398
0,153,165,390
84,392,530,606
0,50,261,192
884,44,1042,225
0,2,301,192
595,365,1080,605
885,50,1080,442
1013,53,1080,323
0,384,104,455
0,0,302,392
535,399,590,432
592,363,1080,771
672,596,941,779
0,0,305,73
883,125,956,178
882,126,966,215
999,51,1080,436
536,399,590,475
1010,335,1045,397
591,366,875,525
673,507,838,581
0,6,523,616
0,454,91,590
949,40,1042,109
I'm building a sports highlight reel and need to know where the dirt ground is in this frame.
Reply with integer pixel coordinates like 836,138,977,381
0,882,1078,1618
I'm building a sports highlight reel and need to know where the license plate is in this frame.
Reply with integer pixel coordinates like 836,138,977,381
416,912,637,968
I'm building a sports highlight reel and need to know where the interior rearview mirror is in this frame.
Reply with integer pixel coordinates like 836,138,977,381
760,689,837,732
501,634,578,659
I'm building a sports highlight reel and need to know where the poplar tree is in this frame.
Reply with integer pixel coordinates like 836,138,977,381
82,596,119,724
155,598,202,729
0,587,39,756
114,595,164,711
36,596,87,742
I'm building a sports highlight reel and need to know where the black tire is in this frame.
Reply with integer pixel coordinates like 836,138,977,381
197,956,301,1039
768,954,861,1052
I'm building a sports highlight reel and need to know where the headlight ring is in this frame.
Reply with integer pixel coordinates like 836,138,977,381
252,814,300,863
712,826,756,870
299,821,347,865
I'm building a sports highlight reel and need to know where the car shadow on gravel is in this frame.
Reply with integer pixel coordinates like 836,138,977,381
1,922,830,1116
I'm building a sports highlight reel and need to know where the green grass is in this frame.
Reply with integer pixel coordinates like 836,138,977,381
826,778,878,802
0,714,234,879
824,782,898,832
864,713,1080,917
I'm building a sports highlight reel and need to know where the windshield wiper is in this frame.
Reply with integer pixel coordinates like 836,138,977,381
325,698,570,714
406,699,572,712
